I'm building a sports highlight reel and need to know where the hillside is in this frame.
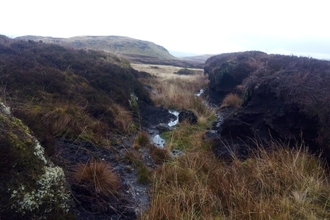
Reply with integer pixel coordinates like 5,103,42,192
15,35,204,68
0,35,155,219
16,35,175,60
180,54,214,63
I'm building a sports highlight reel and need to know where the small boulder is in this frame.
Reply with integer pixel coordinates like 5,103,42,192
179,109,198,124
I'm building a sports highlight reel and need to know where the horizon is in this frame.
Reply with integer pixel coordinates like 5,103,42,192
1,0,330,60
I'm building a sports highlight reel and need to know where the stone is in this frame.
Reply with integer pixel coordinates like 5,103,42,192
178,109,198,124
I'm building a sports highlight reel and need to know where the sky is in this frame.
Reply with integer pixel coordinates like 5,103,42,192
1,0,330,59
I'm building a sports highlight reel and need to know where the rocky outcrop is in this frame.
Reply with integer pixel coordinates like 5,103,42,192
0,102,72,219
206,51,330,162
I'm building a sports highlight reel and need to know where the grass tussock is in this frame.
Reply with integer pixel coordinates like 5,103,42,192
149,145,170,164
141,142,330,219
110,104,135,133
72,159,121,196
133,131,150,149
220,93,242,109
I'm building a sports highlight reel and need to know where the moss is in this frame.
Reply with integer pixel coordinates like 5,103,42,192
0,102,72,219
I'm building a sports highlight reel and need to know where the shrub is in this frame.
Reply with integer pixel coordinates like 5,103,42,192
72,159,120,195
220,93,242,108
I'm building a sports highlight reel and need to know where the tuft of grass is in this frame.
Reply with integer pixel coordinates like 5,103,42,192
141,141,330,219
133,131,150,149
142,150,222,219
220,93,242,109
72,159,121,195
110,104,135,133
149,145,170,164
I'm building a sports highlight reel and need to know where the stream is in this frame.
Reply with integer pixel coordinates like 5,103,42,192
152,110,179,148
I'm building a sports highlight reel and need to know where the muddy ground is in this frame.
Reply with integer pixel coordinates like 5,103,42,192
51,102,176,220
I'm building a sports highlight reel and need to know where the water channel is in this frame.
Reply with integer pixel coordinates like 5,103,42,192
152,109,179,148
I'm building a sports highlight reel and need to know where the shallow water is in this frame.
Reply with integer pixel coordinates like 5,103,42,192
151,110,179,148
195,88,204,97
152,134,166,148
168,110,179,127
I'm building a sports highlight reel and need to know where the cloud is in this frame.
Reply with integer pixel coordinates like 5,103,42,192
1,0,330,59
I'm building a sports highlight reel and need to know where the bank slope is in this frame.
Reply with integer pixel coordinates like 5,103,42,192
205,51,330,161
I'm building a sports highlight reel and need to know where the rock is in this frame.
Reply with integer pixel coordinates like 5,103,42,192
179,109,198,124
170,149,184,158
139,101,176,128
156,123,171,133
0,102,73,219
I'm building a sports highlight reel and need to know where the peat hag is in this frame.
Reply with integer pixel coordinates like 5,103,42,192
205,51,330,161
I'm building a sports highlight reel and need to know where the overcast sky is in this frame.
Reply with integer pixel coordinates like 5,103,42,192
1,0,329,59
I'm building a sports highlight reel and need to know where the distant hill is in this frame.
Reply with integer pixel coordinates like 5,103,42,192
180,54,214,63
16,35,175,59
169,50,198,57
15,35,204,68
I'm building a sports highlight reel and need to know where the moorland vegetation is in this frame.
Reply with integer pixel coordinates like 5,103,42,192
1,34,330,219
135,61,330,219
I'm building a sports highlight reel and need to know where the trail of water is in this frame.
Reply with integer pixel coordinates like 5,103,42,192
151,110,179,148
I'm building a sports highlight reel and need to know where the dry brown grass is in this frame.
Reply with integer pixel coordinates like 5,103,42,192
110,103,134,133
133,131,150,149
72,159,121,196
42,105,91,135
131,64,203,77
141,142,330,219
135,63,330,219
134,64,214,119
149,145,170,164
142,150,221,220
40,104,111,144
220,93,242,109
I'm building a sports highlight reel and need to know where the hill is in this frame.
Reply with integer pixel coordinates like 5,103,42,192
180,54,214,63
16,35,175,60
15,35,204,68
